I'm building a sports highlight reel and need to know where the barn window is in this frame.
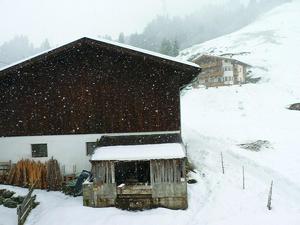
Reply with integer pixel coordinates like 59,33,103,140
86,142,97,155
31,144,48,158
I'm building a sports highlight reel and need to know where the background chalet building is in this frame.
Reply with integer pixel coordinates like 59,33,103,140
0,37,200,209
192,54,249,88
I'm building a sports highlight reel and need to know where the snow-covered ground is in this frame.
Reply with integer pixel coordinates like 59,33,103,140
1,1,300,225
180,0,300,224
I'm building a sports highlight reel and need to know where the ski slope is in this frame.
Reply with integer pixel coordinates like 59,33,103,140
1,1,300,225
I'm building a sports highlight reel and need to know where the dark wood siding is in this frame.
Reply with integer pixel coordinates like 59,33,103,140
0,38,199,137
97,133,182,147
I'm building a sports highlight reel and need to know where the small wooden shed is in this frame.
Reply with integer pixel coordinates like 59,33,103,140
83,139,187,210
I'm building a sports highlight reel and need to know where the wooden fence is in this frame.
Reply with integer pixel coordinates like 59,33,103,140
17,184,36,225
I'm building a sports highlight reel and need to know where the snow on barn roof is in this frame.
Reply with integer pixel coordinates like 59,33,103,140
91,143,186,161
97,37,199,68
0,37,199,73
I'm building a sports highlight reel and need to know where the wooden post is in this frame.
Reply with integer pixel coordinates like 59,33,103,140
62,165,65,176
267,180,273,210
221,152,225,174
73,165,76,174
184,143,188,156
242,166,245,190
17,206,21,225
17,182,36,225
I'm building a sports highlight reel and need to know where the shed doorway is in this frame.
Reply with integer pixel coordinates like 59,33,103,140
115,161,151,186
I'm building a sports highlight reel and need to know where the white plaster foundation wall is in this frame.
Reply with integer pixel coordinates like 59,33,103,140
0,134,102,174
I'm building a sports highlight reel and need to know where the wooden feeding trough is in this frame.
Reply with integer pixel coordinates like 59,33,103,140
83,142,187,210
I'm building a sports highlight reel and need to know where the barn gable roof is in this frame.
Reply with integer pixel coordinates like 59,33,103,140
0,38,200,137
0,37,200,77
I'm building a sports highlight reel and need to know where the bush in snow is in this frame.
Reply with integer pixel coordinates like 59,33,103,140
238,140,271,152
288,103,300,111
0,196,4,205
3,198,18,208
2,190,15,198
187,179,197,184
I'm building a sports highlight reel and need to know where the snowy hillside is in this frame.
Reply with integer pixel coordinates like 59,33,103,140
180,0,300,87
180,0,300,224
1,2,300,225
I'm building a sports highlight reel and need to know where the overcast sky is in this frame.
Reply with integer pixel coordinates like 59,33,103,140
0,0,249,47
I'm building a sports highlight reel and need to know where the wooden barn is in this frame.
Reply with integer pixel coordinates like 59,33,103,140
0,37,200,209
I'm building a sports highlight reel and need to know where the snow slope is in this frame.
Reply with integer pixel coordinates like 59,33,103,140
1,2,300,225
180,0,300,224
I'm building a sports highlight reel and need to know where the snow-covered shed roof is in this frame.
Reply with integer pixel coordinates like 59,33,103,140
91,143,186,161
0,37,199,74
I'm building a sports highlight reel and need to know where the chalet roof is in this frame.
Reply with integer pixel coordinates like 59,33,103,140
0,37,200,76
193,54,251,67
91,143,186,161
97,132,182,147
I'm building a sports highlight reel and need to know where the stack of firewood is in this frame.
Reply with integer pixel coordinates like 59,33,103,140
7,159,47,189
46,157,63,191
7,158,62,190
